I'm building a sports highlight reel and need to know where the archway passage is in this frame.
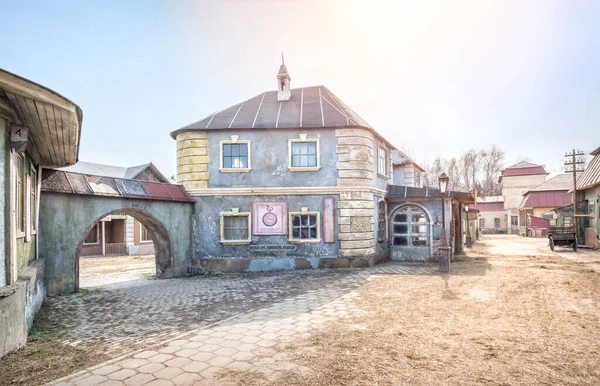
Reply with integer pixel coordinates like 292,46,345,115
40,168,195,295
75,208,174,291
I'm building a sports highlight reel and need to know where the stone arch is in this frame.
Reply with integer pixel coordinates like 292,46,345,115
74,208,174,291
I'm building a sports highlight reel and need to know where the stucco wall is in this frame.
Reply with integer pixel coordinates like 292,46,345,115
39,193,194,294
501,174,547,210
0,119,7,287
205,129,339,188
478,211,508,231
193,194,339,259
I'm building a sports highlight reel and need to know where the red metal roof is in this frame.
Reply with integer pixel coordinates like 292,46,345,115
519,191,571,210
501,166,548,178
41,169,195,203
472,202,505,212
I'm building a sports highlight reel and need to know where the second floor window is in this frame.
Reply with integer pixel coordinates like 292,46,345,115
222,143,249,169
291,142,317,167
378,145,387,176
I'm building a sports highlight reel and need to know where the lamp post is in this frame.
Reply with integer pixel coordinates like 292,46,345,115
438,173,450,273
465,205,473,248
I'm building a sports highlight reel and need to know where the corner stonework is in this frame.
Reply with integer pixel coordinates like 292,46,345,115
176,131,209,189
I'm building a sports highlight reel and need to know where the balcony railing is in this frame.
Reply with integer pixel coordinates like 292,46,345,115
105,243,126,256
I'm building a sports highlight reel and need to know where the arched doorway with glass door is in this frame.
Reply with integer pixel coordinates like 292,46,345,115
390,203,433,261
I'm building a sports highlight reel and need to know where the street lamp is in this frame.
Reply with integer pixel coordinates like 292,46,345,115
438,173,451,273
465,205,473,248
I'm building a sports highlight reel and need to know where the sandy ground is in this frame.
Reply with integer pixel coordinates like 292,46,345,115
79,255,156,288
222,235,600,385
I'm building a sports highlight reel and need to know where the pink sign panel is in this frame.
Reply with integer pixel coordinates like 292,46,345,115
253,202,288,235
323,197,335,243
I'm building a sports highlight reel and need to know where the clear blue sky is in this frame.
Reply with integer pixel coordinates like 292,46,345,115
1,0,599,178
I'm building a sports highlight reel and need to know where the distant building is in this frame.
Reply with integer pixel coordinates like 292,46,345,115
474,161,549,234
60,161,172,256
391,150,425,188
518,173,573,236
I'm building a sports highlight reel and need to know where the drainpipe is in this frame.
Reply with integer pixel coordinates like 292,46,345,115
101,221,106,256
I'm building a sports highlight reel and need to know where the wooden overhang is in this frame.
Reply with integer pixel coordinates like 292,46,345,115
386,185,475,204
0,69,83,167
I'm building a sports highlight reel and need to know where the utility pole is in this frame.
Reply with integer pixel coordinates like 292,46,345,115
564,149,585,241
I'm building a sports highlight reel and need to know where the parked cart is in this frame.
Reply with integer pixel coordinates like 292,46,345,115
548,227,578,252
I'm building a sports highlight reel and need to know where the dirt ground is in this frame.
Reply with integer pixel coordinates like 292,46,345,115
1,236,599,385
223,235,600,385
79,254,156,288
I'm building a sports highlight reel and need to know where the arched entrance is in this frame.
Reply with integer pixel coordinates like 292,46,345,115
389,203,433,261
74,208,174,291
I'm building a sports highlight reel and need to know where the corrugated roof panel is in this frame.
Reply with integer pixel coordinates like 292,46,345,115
301,86,322,128
141,182,173,200
85,175,121,196
520,191,572,210
577,152,600,190
230,93,264,129
116,179,148,197
164,184,195,202
65,172,92,195
253,91,279,129
41,169,73,194
277,91,302,128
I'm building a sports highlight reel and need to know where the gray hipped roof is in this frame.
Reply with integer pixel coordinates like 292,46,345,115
170,85,375,139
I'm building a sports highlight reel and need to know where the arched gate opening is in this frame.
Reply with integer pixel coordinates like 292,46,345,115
74,208,174,291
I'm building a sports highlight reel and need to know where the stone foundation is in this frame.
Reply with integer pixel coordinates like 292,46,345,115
191,250,390,274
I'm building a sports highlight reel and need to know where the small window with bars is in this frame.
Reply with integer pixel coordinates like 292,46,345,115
289,212,320,242
220,211,251,244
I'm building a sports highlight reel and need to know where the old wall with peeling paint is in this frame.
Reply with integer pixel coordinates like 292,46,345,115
39,193,194,294
0,119,7,287
193,194,339,259
206,129,339,188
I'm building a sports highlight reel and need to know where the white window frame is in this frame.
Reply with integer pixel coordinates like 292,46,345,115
84,224,100,246
30,167,37,235
220,209,252,245
288,208,321,244
15,153,25,238
140,223,152,243
288,134,321,172
378,144,388,178
219,137,251,173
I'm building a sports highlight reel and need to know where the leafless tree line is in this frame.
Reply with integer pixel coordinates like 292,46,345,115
420,145,505,196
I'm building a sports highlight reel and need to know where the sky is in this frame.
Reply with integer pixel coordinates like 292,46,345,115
1,0,599,178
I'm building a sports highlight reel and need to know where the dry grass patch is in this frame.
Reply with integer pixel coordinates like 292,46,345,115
0,302,109,386
226,257,600,385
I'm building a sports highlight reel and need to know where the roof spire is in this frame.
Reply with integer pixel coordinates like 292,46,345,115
277,53,291,101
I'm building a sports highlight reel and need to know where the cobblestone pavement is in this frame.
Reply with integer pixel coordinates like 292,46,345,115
49,262,436,385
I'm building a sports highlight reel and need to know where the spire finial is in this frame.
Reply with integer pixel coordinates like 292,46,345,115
281,52,285,65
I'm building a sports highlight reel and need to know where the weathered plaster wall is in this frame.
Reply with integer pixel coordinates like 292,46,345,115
0,258,45,358
478,211,508,231
39,193,193,294
206,129,338,188
0,119,8,287
16,236,35,274
193,194,339,259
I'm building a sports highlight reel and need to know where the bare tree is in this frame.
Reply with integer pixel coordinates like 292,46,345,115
421,145,505,194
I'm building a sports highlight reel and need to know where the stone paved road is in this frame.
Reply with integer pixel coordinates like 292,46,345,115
48,263,436,385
